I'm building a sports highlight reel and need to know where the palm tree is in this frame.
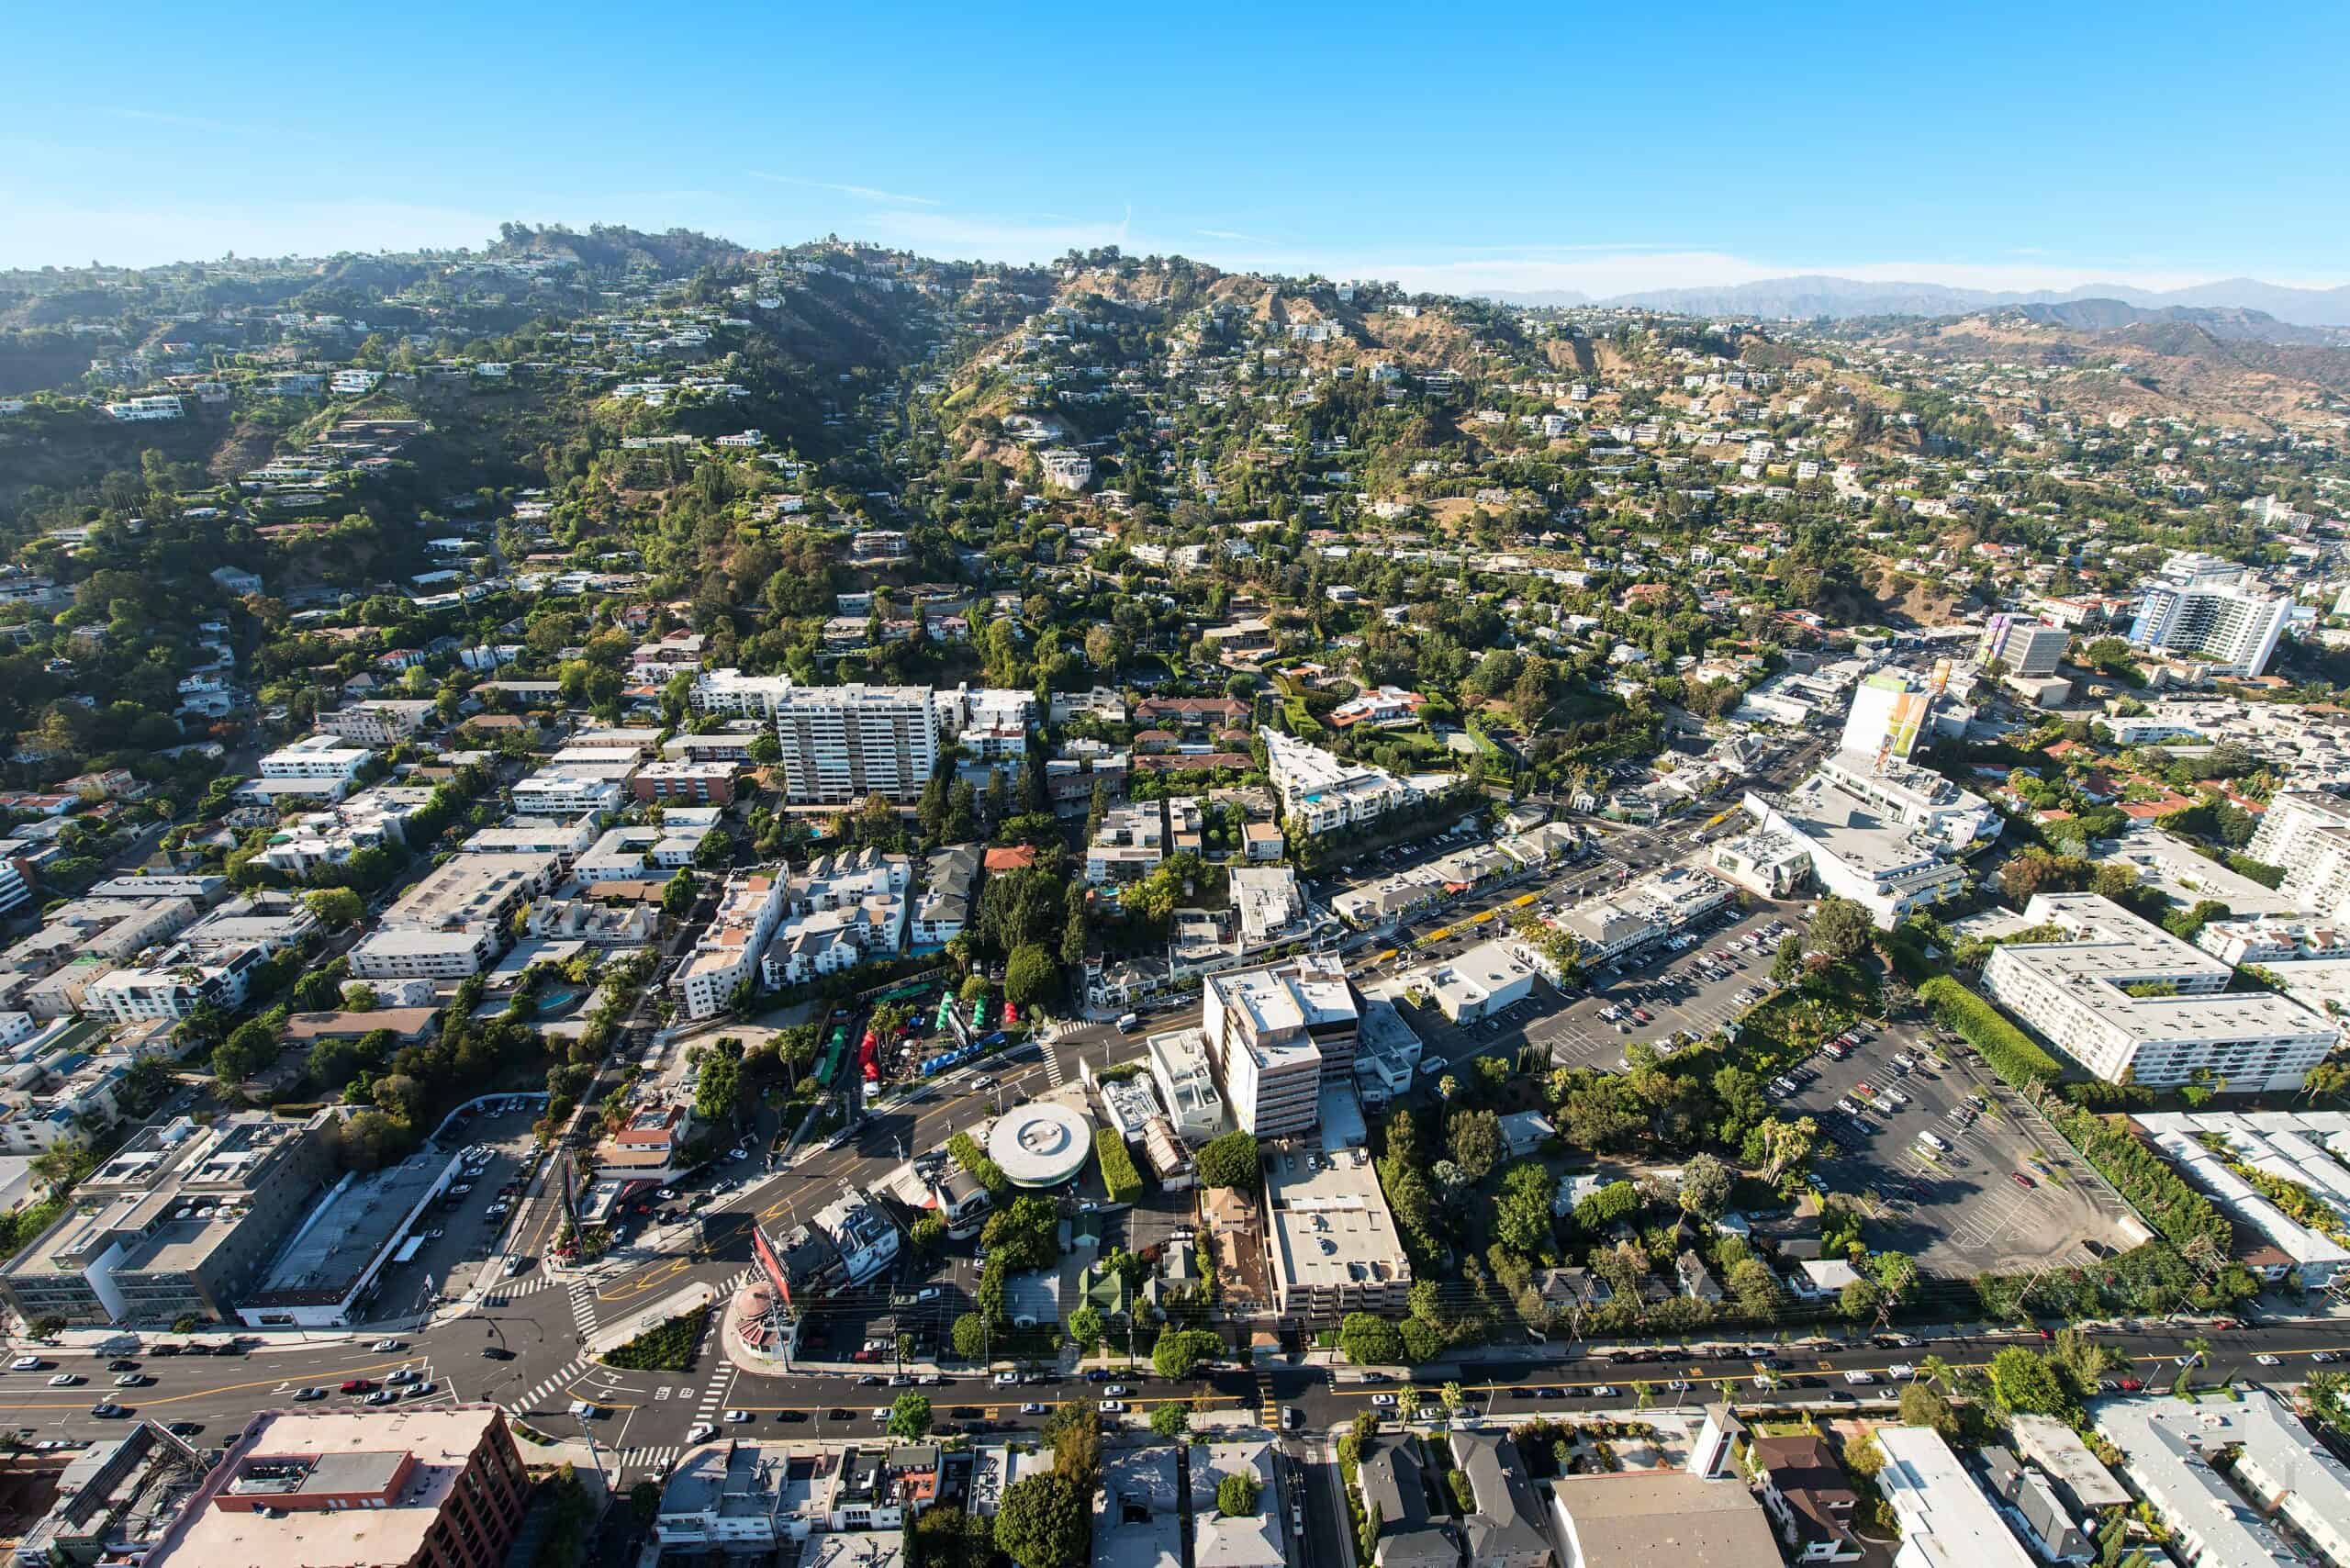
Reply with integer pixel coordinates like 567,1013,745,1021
2177,1337,2212,1394
1396,1387,1422,1425
1917,1354,1955,1393
1438,1382,1464,1419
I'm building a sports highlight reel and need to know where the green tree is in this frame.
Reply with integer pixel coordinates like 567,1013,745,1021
1004,943,1056,1008
304,886,364,928
1196,1130,1261,1192
662,868,696,919
1676,1152,1731,1218
1152,1328,1220,1382
1987,1347,2067,1415
1216,1473,1261,1518
1807,896,1876,964
746,732,781,767
1148,1402,1190,1440
1068,1305,1104,1354
1447,1109,1503,1182
952,1313,991,1361
994,1473,1087,1568
1339,1313,1404,1367
1897,1381,1958,1439
888,1392,933,1439
694,1053,742,1124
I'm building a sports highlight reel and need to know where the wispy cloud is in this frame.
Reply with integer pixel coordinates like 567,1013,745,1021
843,204,1132,262
0,198,506,270
1197,228,1268,243
100,106,316,142
744,171,937,207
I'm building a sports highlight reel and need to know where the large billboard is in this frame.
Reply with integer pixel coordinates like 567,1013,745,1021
754,1223,793,1309
1881,689,1930,762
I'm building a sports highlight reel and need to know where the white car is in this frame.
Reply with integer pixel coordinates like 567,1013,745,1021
9,1356,43,1372
1103,1384,1130,1397
2255,1353,2282,1367
725,1408,752,1422
45,1372,80,1386
1020,1402,1048,1415
1842,1371,1875,1385
1889,1362,1916,1379
993,1371,1020,1386
1590,1385,1617,1399
372,1339,404,1352
1371,1394,1398,1408
1098,1400,1127,1414
688,1422,717,1444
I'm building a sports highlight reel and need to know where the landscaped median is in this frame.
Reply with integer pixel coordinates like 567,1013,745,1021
586,1282,721,1369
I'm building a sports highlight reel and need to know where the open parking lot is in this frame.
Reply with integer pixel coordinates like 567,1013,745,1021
1521,901,1802,1070
1774,1019,2135,1276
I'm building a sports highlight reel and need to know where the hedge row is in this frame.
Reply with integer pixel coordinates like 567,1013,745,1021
1094,1128,1142,1204
1917,974,2062,1088
2054,1107,2233,1255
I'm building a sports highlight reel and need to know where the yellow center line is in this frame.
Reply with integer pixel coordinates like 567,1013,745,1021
0,1355,419,1413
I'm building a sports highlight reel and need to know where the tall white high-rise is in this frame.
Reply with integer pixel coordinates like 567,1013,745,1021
2127,553,2290,677
771,684,941,804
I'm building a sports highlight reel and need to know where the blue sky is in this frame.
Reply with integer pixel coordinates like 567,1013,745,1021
5,0,2344,293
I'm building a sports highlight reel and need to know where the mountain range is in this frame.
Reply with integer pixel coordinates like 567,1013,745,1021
1485,274,2350,328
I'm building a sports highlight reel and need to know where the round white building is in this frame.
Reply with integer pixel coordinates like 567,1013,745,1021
985,1100,1095,1189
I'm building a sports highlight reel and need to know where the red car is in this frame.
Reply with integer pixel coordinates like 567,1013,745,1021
2009,1172,2035,1190
2119,1377,2143,1392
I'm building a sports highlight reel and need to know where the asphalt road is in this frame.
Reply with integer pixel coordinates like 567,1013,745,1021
6,1305,2344,1476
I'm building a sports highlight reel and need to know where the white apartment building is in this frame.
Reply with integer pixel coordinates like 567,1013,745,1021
758,849,909,989
511,763,633,816
315,700,434,746
2128,552,2292,678
2196,915,2350,968
1145,1026,1225,1144
1087,801,1166,886
688,668,797,719
1981,893,2334,1092
1870,1427,2040,1568
104,396,182,421
948,686,1035,763
2094,1395,2329,1568
1201,954,1357,1139
574,823,709,881
1263,1144,1411,1323
671,868,788,1020
1260,726,1408,836
771,685,940,805
252,785,439,877
347,851,556,980
259,734,371,784
2247,791,2350,920
84,945,268,1023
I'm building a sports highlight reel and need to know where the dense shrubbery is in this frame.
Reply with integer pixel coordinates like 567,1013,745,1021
2053,1108,2232,1254
1093,1128,1141,1204
601,1306,710,1372
1917,975,2061,1087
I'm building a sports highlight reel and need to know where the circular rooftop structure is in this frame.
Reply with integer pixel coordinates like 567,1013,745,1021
986,1100,1096,1189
